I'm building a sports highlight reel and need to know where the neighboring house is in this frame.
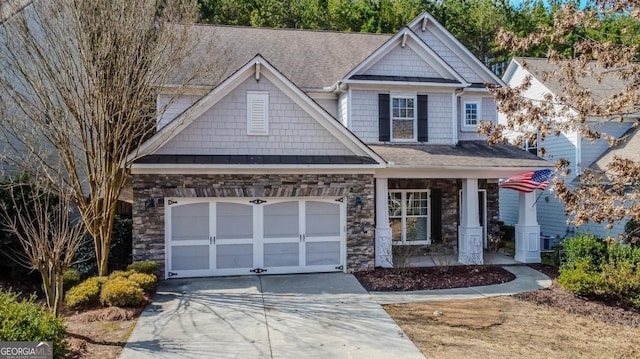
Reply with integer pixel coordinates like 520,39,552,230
499,57,635,242
131,12,549,279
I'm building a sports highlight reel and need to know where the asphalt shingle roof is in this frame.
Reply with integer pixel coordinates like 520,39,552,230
170,25,391,90
370,141,551,168
512,57,632,103
589,127,640,174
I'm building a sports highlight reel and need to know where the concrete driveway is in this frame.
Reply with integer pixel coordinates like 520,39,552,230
120,273,425,359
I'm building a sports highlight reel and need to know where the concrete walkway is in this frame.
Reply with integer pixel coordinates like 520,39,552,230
370,265,552,305
120,273,425,359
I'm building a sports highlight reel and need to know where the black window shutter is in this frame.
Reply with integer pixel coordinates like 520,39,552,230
430,189,442,242
417,95,428,142
378,94,390,141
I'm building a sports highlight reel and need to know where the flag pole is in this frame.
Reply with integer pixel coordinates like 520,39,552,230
532,188,545,207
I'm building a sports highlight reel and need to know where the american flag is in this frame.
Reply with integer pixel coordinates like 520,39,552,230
499,169,554,193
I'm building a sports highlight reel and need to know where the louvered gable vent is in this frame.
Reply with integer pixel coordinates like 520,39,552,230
247,92,269,135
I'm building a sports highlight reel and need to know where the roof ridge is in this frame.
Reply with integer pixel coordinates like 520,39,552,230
189,22,393,36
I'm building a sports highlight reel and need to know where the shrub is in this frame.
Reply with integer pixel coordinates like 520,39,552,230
599,261,640,299
62,268,82,291
558,259,603,296
100,278,144,307
128,272,157,292
0,291,67,358
108,270,134,280
127,260,158,275
65,276,107,309
561,233,607,269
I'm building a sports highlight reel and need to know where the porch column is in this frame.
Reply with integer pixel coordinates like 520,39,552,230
515,191,541,263
375,178,393,267
458,178,483,264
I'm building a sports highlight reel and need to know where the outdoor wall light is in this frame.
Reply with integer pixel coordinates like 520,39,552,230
354,196,363,206
145,198,155,209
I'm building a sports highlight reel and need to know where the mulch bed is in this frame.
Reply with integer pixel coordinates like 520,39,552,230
518,265,640,328
354,265,516,292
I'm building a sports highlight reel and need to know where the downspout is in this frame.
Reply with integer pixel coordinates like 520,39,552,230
453,88,464,145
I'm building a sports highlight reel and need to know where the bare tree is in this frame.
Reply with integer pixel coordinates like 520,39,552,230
0,0,207,275
480,0,640,239
1,178,85,316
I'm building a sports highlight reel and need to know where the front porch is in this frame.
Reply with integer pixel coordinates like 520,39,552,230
374,176,544,268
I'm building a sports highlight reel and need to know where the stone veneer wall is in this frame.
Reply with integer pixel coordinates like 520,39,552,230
387,178,500,245
132,173,375,277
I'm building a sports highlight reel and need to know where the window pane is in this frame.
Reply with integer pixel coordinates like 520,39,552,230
406,192,428,216
390,218,402,241
392,119,414,139
465,103,478,125
406,217,429,241
388,192,402,217
407,98,414,108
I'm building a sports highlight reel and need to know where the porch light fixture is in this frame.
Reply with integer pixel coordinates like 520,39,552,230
145,198,155,209
354,196,363,207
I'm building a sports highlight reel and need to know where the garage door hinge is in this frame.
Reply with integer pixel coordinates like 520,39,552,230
168,272,178,277
335,198,344,202
168,199,178,205
249,199,266,204
250,268,267,274
335,265,344,270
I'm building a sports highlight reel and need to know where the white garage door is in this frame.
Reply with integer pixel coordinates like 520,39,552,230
165,197,346,278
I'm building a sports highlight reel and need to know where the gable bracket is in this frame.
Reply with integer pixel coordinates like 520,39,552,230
255,62,261,82
422,16,428,32
401,32,408,48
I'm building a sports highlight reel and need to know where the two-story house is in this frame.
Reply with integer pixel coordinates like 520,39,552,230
130,12,549,279
499,57,636,242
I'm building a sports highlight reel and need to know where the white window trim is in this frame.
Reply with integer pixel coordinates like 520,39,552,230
389,189,431,245
462,98,481,131
523,133,539,156
247,91,269,135
390,92,417,142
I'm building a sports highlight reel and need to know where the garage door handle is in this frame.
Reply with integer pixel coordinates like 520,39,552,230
303,234,306,242
210,236,215,244
299,234,302,242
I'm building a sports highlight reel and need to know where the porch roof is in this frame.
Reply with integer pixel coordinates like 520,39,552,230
370,141,551,169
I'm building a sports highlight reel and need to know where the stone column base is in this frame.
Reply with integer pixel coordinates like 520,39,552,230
458,225,483,265
515,224,541,263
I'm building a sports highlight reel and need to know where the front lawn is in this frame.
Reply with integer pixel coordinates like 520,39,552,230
385,270,640,359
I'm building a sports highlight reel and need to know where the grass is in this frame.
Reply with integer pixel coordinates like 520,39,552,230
385,297,640,359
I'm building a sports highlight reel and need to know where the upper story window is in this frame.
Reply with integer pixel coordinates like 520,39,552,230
379,93,427,142
462,98,481,130
391,95,417,141
247,91,269,135
523,134,539,156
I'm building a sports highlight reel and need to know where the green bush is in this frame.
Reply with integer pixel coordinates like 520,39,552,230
128,272,157,292
65,277,107,310
558,259,603,296
99,278,144,307
600,261,640,299
558,236,640,309
62,268,82,291
126,260,158,275
0,291,67,358
561,233,607,269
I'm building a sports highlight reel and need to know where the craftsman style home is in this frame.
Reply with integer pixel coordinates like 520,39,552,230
131,12,549,279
